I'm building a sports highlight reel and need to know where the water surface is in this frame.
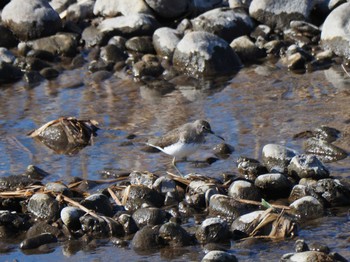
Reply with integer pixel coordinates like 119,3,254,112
1,62,350,260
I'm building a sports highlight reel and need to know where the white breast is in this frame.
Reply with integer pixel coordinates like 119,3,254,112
161,141,200,159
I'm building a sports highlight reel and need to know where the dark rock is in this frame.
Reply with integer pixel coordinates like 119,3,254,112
132,225,163,251
159,222,193,247
208,194,256,223
312,178,350,206
196,217,230,244
0,175,38,192
80,215,124,238
26,222,62,239
0,61,23,83
1,0,61,41
81,193,114,217
27,33,78,56
132,207,167,228
90,70,113,83
66,0,95,22
124,185,164,212
82,26,103,48
20,233,57,249
255,173,293,198
230,35,266,63
0,25,18,48
173,31,242,78
237,157,268,180
192,7,254,43
126,36,155,54
40,67,60,79
132,54,164,78
145,0,190,18
117,213,138,235
100,44,127,64
228,180,261,201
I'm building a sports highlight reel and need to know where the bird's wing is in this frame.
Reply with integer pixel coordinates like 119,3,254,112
147,126,183,149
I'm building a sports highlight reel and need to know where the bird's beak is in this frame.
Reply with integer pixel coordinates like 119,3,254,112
209,130,225,141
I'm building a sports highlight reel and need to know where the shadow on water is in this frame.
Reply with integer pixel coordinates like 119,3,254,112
0,63,350,260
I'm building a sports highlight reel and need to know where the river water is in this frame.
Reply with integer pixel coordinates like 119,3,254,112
1,62,350,261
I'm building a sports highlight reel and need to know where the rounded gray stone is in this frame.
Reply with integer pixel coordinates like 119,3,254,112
173,31,242,78
1,0,61,41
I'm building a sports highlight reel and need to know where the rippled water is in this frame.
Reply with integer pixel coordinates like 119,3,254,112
1,62,350,261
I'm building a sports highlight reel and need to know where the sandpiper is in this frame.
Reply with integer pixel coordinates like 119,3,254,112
147,119,224,174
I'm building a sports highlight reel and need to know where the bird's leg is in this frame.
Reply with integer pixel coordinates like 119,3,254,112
172,157,183,177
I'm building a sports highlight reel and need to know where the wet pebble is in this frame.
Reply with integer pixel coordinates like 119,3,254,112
237,157,268,180
254,173,293,198
124,185,164,212
230,35,266,63
228,180,261,201
289,196,324,221
159,222,193,247
132,207,168,228
126,36,155,54
132,225,163,251
80,193,114,217
288,154,329,180
27,193,60,221
61,206,85,231
26,221,62,239
262,144,297,173
195,217,230,244
230,210,266,238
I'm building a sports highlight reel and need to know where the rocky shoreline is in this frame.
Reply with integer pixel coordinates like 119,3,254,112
0,0,350,261
1,0,350,85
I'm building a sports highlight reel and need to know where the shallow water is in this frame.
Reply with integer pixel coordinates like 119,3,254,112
1,62,350,260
